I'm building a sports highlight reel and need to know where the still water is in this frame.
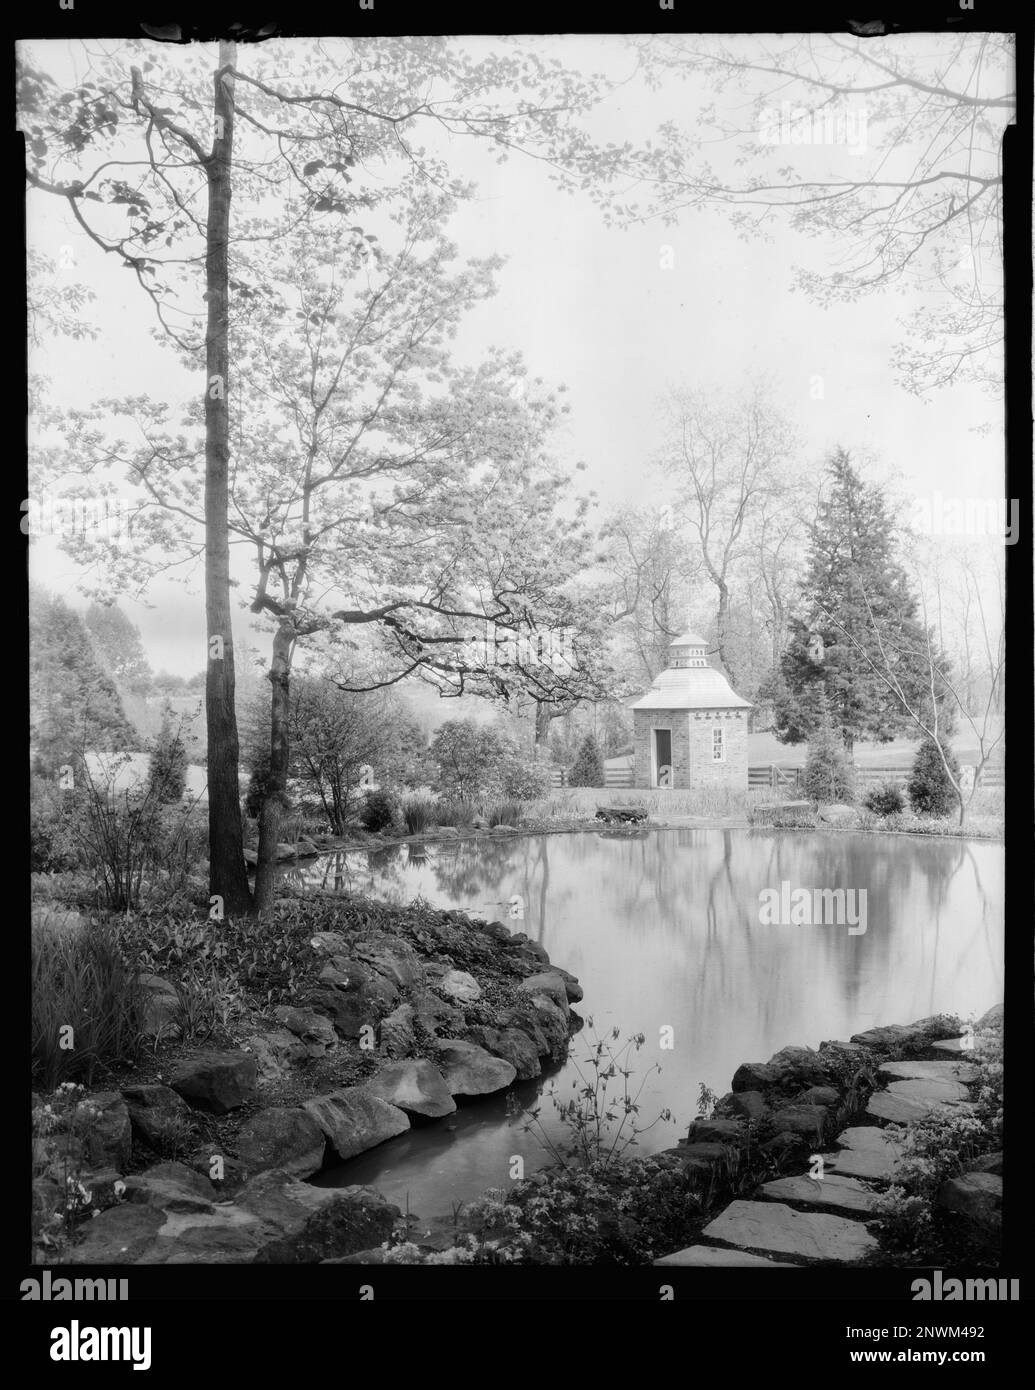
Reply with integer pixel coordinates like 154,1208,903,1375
302,828,1002,1216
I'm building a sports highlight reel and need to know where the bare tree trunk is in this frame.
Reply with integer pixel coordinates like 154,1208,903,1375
254,618,293,911
715,578,735,682
205,40,252,917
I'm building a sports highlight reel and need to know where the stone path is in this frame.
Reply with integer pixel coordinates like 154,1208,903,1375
655,1050,980,1268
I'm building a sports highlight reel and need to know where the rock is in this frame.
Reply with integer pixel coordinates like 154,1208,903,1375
410,989,464,1036
499,1005,550,1057
877,1059,978,1085
827,1126,904,1182
236,1107,327,1178
68,1204,167,1264
123,1162,217,1214
769,1105,828,1140
307,960,399,1037
758,1173,880,1217
308,931,351,956
702,1200,879,1263
516,971,570,1014
760,1131,805,1156
656,1246,797,1267
672,1141,730,1164
243,1028,310,1081
363,1060,456,1118
303,1087,410,1160
976,1003,1004,1029
432,1040,517,1096
437,969,482,1003
767,1046,832,1088
505,934,551,966
867,1084,975,1126
467,1026,541,1081
930,1037,971,1056
70,1172,398,1265
522,993,571,1055
817,803,860,826
731,1062,782,1093
379,1004,417,1059
476,920,512,942
353,936,423,991
135,973,181,1041
121,1084,194,1150
184,1148,248,1196
432,825,460,837
936,1172,1002,1230
169,1051,258,1114
491,823,517,833
727,1090,768,1121
886,1076,971,1103
800,1086,840,1107
851,1018,962,1049
967,1152,1003,1175
70,1093,133,1170
552,967,584,1003
272,1006,337,1053
686,1118,746,1145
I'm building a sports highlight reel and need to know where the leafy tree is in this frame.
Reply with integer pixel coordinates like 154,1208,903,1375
22,36,630,915
908,736,961,817
775,449,951,755
569,732,605,788
620,33,1013,396
29,585,137,775
84,602,152,696
428,720,507,801
147,707,189,804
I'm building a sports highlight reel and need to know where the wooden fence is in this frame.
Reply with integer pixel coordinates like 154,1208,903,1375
550,762,1004,792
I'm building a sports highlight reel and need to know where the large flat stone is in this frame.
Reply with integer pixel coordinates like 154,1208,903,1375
432,1040,517,1096
655,1245,797,1267
302,1088,410,1161
757,1173,880,1217
826,1126,904,1182
867,1084,977,1126
702,1200,879,1264
878,1059,978,1085
363,1059,456,1118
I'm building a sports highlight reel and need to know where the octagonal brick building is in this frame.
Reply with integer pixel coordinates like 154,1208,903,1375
630,632,752,791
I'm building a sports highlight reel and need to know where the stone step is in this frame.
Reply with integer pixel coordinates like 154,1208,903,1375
655,1245,798,1268
756,1173,880,1218
825,1126,904,1182
867,1079,977,1126
930,1037,971,1056
701,1200,879,1264
877,1059,979,1085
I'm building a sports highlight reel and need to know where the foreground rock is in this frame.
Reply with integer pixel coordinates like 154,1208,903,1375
236,1107,327,1178
135,974,181,1041
825,1126,905,1183
70,1170,398,1264
364,1059,456,1118
169,1051,258,1114
757,1173,880,1218
303,1088,410,1161
702,1200,879,1264
121,1085,193,1151
655,1246,797,1268
432,1040,517,1096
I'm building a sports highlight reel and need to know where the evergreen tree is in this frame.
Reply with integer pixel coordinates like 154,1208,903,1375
148,707,189,803
908,736,961,816
30,585,137,775
569,732,605,787
775,449,952,754
801,692,856,804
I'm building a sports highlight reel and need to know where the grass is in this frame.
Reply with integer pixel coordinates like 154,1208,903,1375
401,795,438,835
32,916,148,1090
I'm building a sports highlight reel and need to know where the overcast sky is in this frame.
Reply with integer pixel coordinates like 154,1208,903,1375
25,33,1009,676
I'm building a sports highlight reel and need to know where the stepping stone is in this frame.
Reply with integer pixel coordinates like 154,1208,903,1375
867,1082,977,1126
702,1200,878,1264
655,1245,797,1268
931,1037,971,1055
878,1059,978,1085
757,1173,880,1217
826,1127,904,1182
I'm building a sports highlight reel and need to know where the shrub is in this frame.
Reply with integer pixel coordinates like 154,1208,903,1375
498,753,551,801
401,795,436,834
360,788,399,833
802,722,855,804
863,781,905,817
569,733,604,788
32,918,147,1088
30,780,81,873
908,736,961,816
147,709,189,804
434,796,477,829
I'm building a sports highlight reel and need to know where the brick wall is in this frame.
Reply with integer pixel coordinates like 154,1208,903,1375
634,708,749,790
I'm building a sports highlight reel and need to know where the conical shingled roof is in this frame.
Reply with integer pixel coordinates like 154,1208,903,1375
630,639,752,711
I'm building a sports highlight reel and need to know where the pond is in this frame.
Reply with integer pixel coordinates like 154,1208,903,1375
302,828,1003,1220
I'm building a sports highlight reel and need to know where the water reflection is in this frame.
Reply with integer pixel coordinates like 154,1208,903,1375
303,829,1003,1216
